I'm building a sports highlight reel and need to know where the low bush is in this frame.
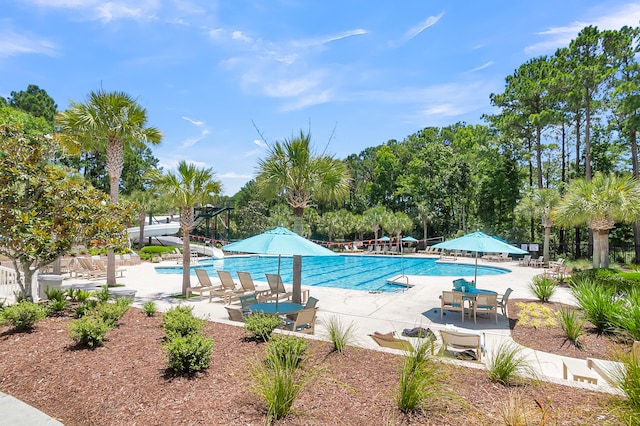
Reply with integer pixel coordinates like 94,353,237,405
266,336,309,370
323,315,357,353
45,286,66,302
610,287,640,341
68,316,113,347
95,286,111,303
244,313,282,342
528,276,556,302
0,301,46,331
163,305,205,340
96,299,131,327
611,347,640,420
46,299,70,315
165,333,214,375
142,301,157,317
73,299,98,318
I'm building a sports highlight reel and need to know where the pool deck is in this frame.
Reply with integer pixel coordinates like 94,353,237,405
61,254,617,394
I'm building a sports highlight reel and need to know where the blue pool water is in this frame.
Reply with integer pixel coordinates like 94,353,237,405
155,255,509,293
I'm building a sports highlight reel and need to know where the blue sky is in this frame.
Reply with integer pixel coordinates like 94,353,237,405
3,1,640,196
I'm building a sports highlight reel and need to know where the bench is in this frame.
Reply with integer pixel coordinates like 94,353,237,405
562,358,598,385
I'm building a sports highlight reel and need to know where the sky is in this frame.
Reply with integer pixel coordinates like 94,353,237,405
3,1,640,196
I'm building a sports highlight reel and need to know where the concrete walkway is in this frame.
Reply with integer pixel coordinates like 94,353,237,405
2,254,620,424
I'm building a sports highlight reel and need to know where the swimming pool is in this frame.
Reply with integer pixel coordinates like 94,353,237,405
155,255,510,293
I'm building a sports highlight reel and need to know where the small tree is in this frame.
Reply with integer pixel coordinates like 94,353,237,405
0,122,132,300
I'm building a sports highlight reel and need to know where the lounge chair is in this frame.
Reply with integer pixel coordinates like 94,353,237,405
369,331,413,351
530,256,545,268
518,255,531,266
188,269,225,302
497,288,513,317
441,290,465,322
93,259,127,278
216,270,247,303
237,271,271,301
264,274,293,302
439,330,484,361
281,307,317,334
472,293,498,324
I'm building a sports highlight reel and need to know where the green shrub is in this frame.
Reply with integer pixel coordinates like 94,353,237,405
46,298,70,315
165,333,214,374
244,313,282,342
68,316,113,347
266,336,309,370
557,306,586,349
95,286,111,303
570,278,623,333
0,301,46,331
96,299,130,327
528,276,556,302
73,299,98,318
487,341,535,386
163,305,205,340
396,339,440,413
323,316,357,353
75,290,91,303
45,286,66,302
142,301,157,317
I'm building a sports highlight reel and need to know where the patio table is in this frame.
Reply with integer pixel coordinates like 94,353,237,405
249,302,304,316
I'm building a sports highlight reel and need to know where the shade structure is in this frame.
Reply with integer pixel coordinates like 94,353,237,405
378,236,390,242
432,231,528,284
401,236,419,243
222,227,336,306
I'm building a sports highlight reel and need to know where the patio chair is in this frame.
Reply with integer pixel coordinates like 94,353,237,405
287,296,319,320
369,331,413,351
518,255,531,266
264,274,293,302
239,293,258,316
439,330,484,361
188,268,225,302
472,293,498,324
237,271,271,301
530,256,545,268
497,287,513,317
441,291,465,322
498,253,512,262
224,306,245,322
281,307,317,334
93,259,127,278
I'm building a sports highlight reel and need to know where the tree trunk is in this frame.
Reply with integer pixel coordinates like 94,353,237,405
631,130,640,263
182,232,191,295
138,212,146,250
592,229,600,268
536,126,543,189
293,214,303,236
107,249,116,286
592,229,610,269
543,226,551,263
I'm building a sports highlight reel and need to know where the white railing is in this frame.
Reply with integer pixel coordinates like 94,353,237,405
0,265,21,300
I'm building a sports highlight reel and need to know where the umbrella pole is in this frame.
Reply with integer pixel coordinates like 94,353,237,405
474,252,478,284
276,255,281,312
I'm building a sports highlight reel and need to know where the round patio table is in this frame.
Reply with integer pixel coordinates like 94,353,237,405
249,302,304,315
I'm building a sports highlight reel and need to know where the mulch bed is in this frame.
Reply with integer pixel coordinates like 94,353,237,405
0,306,627,425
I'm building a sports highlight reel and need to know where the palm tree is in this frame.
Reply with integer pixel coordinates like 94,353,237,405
256,130,350,235
387,212,413,251
515,188,560,263
364,205,388,242
415,201,435,242
57,90,162,285
126,189,159,250
553,173,640,268
151,161,221,295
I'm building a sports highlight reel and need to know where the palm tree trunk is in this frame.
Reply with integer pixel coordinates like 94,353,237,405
182,231,191,295
292,255,302,304
138,211,146,250
543,226,551,263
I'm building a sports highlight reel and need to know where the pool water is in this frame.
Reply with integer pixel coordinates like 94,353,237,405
155,255,509,293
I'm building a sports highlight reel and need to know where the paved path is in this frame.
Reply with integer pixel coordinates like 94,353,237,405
3,254,620,424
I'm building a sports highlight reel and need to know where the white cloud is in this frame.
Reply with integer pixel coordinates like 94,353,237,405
181,129,209,148
525,3,640,54
263,74,321,98
182,116,205,126
218,171,254,179
281,90,334,111
403,13,444,42
253,139,267,148
0,29,57,58
290,29,367,48
24,0,160,22
466,61,493,73
231,30,252,43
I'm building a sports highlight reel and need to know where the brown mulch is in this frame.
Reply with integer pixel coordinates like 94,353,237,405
0,306,627,425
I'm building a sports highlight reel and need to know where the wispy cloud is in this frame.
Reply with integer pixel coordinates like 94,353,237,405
182,116,204,126
466,61,493,73
525,3,640,54
180,116,209,148
24,0,161,22
387,12,444,48
290,29,367,48
243,139,267,157
0,28,57,58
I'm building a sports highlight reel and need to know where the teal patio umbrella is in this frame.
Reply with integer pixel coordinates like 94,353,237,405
432,231,528,284
222,226,337,306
